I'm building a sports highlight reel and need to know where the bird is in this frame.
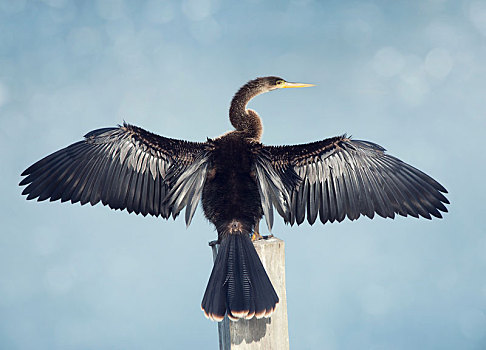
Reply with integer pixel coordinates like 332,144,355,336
20,76,449,322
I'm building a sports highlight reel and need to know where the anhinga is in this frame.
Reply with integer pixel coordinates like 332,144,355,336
20,76,449,321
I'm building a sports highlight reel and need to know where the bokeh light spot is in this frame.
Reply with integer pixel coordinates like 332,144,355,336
397,73,429,106
182,0,213,21
342,19,372,47
459,308,486,341
41,0,68,8
372,47,405,78
0,0,26,14
190,18,222,44
0,82,8,107
470,1,486,37
45,265,76,295
67,27,103,56
95,0,126,21
424,48,453,79
360,284,391,316
144,0,175,24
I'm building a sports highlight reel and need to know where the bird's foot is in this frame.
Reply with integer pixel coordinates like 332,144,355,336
208,240,220,247
251,232,274,241
251,230,263,241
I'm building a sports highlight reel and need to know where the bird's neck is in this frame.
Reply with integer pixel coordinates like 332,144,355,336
229,82,264,141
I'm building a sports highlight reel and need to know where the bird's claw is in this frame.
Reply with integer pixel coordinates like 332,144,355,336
251,232,274,241
208,240,220,247
251,230,262,241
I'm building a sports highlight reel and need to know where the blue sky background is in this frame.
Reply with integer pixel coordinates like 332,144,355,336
1,0,485,348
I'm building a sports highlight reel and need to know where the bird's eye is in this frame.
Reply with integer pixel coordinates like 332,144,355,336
276,80,285,86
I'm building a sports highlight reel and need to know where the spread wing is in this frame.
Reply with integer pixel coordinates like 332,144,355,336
255,135,449,229
20,123,211,226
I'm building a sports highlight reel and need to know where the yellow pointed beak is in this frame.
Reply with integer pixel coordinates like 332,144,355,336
281,81,315,88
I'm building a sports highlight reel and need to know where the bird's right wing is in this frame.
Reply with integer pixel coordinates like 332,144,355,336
253,135,449,230
20,123,212,226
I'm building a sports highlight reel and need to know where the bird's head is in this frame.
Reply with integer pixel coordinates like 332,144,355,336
248,76,315,94
229,76,315,139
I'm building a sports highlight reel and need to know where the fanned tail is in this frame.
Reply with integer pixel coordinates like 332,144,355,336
201,224,279,321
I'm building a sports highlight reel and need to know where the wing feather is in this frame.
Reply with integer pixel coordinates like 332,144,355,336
20,123,210,224
255,136,448,226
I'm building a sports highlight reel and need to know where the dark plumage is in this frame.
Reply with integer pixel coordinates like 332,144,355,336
20,76,449,321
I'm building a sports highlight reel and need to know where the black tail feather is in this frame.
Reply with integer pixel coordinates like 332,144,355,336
201,229,279,321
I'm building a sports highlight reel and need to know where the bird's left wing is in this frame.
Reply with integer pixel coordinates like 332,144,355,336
20,123,211,226
254,135,449,230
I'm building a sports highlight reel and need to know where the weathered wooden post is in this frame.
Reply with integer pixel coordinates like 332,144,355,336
209,237,289,350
